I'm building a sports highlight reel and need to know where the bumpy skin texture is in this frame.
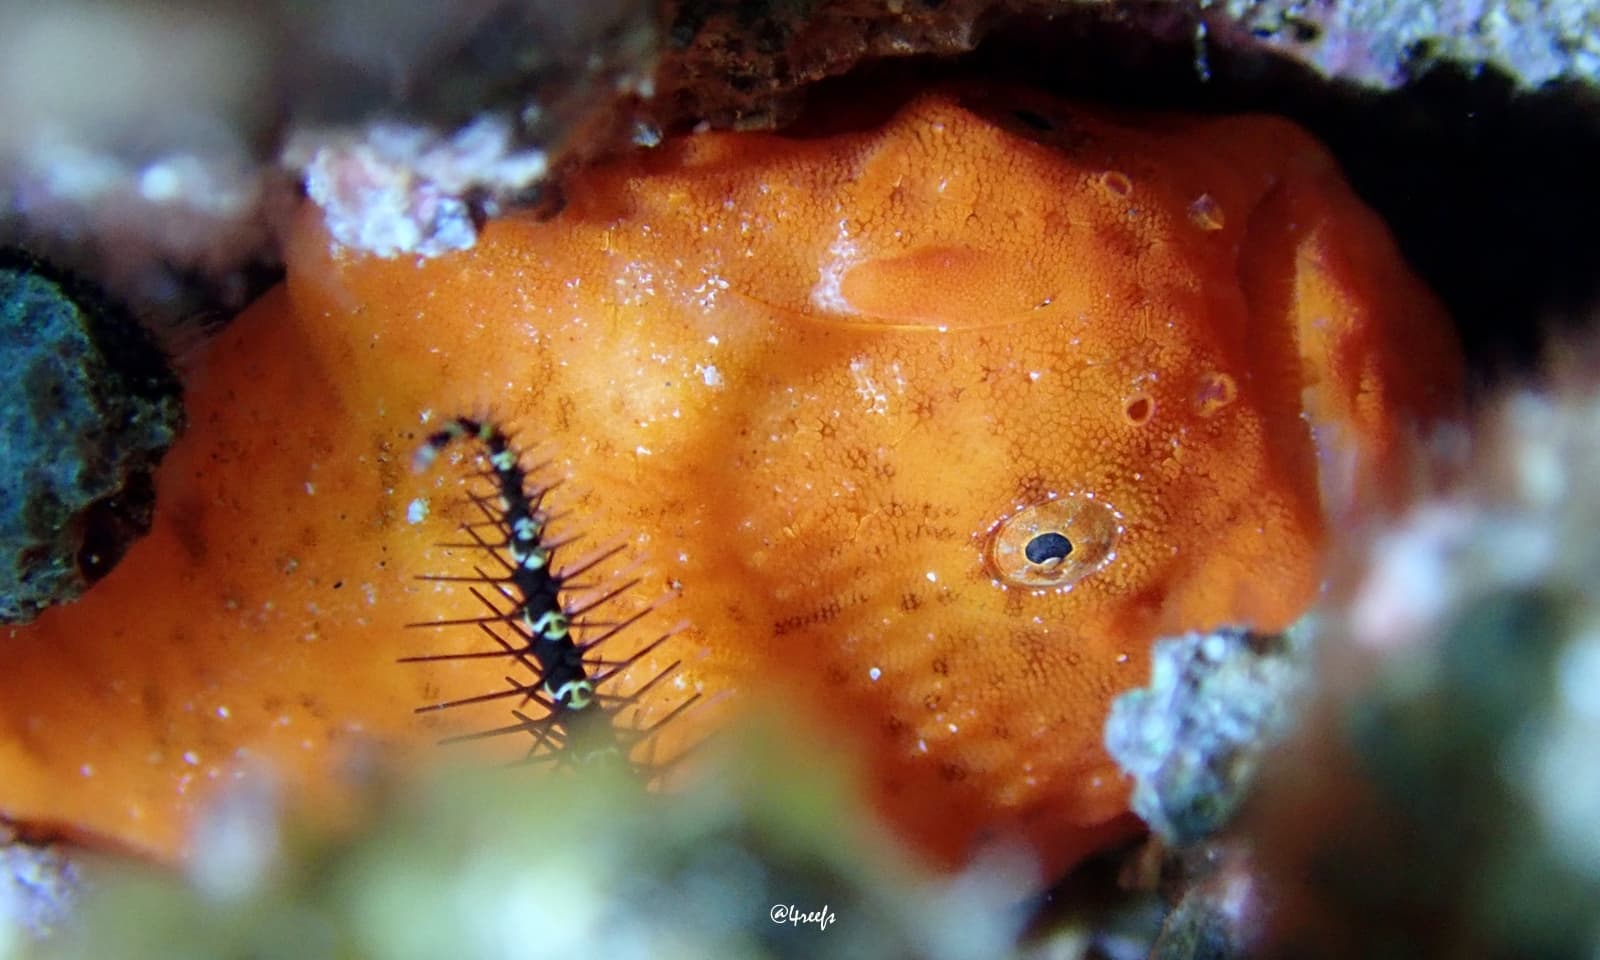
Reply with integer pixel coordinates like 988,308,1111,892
0,87,1461,875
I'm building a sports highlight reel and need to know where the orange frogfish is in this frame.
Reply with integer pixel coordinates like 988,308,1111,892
0,84,1461,877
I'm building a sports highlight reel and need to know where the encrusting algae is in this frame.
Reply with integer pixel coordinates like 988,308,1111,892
0,84,1461,878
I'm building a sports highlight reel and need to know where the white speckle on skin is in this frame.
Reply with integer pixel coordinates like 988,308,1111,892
811,221,860,315
406,498,429,524
869,667,882,681
688,273,730,310
848,358,892,415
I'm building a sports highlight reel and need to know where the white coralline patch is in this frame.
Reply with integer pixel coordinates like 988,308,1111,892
294,114,548,259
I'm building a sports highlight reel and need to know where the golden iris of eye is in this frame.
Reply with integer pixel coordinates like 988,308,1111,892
985,495,1123,589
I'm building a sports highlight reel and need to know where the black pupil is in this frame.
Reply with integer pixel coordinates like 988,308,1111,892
1025,531,1073,564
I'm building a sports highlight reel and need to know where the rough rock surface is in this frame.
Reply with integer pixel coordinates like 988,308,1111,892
0,258,183,623
1106,626,1311,847
1216,0,1600,91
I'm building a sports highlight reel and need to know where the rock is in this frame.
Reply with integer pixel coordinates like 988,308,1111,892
0,255,182,623
1105,626,1312,847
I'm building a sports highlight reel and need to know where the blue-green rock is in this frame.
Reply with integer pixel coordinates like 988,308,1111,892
0,255,183,624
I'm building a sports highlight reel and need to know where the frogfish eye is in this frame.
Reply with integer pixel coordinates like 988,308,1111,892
985,494,1124,590
1025,531,1073,564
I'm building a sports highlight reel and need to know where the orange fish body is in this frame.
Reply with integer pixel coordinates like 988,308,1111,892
0,86,1460,875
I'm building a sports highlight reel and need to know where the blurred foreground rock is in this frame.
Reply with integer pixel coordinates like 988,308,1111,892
32,723,1035,960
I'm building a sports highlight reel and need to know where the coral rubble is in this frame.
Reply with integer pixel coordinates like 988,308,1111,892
1105,625,1311,847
